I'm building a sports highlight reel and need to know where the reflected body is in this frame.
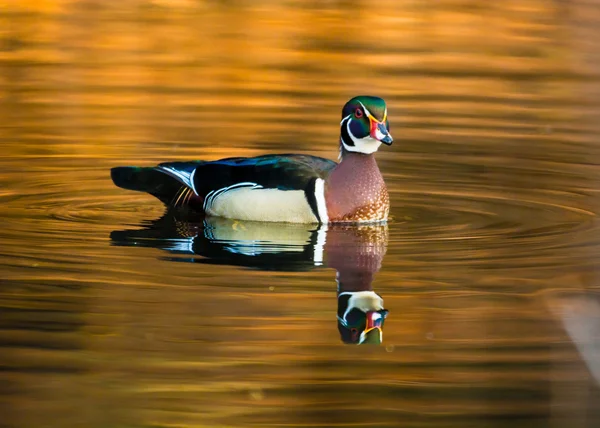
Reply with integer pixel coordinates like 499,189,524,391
111,214,389,345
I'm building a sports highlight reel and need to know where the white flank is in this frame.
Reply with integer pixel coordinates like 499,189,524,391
338,291,384,322
206,187,319,223
202,217,313,256
314,178,329,224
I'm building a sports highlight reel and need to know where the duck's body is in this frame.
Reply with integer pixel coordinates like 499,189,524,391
111,96,393,224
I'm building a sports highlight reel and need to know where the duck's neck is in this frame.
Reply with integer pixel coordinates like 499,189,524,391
336,271,376,292
324,150,386,222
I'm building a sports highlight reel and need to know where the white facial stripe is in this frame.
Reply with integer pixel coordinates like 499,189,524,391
357,101,370,118
358,100,377,122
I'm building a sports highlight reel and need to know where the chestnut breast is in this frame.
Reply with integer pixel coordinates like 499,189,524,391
325,153,389,223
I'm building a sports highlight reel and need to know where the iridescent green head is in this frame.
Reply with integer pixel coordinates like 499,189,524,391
340,95,393,155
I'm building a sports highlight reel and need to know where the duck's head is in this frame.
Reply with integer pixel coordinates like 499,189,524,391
337,291,389,345
340,95,393,156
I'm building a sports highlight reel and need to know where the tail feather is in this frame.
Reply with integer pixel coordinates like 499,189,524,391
111,166,188,205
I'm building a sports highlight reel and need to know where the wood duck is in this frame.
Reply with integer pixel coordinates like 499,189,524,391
111,95,393,224
111,215,389,344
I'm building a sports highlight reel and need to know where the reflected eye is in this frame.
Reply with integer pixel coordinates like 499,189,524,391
354,108,363,118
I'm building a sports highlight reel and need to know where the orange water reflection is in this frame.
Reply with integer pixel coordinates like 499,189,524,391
1,1,600,427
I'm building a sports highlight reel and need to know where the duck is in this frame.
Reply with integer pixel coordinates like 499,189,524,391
111,95,393,224
326,224,389,344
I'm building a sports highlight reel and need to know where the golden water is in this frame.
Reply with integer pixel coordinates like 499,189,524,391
1,1,600,427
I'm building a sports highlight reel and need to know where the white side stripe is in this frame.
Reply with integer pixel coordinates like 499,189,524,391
313,224,327,266
314,178,329,224
166,237,195,254
203,182,263,211
189,168,198,195
157,165,193,188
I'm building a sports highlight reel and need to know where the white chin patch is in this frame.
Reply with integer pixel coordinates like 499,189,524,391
339,291,384,321
342,136,382,155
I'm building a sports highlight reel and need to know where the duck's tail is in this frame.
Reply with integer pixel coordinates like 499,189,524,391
111,162,203,207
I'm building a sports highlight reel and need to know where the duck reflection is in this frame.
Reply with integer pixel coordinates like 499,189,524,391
326,225,389,345
111,212,389,345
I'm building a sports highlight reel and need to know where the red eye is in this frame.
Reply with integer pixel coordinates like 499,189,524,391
354,108,363,118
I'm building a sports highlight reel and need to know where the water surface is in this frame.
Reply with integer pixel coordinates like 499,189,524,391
2,2,600,427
